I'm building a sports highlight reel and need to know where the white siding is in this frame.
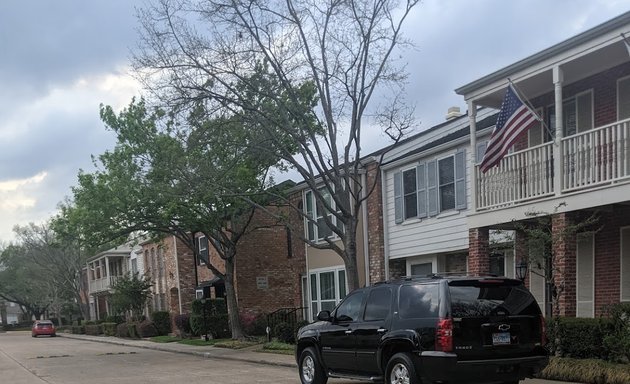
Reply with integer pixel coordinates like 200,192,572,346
385,145,473,259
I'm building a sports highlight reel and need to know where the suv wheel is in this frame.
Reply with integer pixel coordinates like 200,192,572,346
385,352,419,384
298,347,328,384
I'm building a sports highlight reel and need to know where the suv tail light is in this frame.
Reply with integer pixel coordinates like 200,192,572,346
435,318,453,352
540,315,547,346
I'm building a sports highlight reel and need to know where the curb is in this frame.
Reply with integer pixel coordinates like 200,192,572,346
58,333,296,369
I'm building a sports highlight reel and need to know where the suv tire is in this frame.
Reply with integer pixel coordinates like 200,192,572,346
298,347,328,384
385,352,419,384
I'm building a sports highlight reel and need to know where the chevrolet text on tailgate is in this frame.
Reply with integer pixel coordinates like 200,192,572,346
296,275,549,384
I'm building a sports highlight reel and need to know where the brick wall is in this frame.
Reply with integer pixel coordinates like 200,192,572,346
366,161,386,284
388,258,406,279
234,205,305,317
552,212,577,317
468,227,490,275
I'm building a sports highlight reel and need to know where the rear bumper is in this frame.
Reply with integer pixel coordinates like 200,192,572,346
416,351,549,384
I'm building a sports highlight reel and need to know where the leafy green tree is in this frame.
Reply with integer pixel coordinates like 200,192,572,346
134,0,419,290
0,243,52,320
111,274,153,321
72,98,291,339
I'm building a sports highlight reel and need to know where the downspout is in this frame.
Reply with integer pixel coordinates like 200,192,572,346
361,171,370,286
381,167,390,280
468,101,478,214
173,235,183,315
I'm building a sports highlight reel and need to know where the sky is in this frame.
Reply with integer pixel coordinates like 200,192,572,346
1,0,629,243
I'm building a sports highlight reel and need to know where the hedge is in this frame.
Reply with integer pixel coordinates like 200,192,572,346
546,317,613,359
151,311,171,336
84,324,103,336
102,322,117,336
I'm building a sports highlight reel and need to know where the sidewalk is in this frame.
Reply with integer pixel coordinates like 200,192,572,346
58,333,296,368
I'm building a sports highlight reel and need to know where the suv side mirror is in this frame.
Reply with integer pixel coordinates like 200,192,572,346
316,310,332,322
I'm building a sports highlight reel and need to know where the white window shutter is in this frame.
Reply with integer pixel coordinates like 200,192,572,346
394,171,403,224
427,160,438,216
416,163,427,218
455,149,467,210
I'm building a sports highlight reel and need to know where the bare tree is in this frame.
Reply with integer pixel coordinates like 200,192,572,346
134,0,418,290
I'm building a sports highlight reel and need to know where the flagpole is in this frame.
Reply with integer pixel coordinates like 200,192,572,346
507,78,558,146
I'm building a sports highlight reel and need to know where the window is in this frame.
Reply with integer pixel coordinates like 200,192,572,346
304,188,341,241
399,284,439,318
334,290,365,322
618,76,630,120
403,168,418,219
394,150,466,223
131,258,138,275
410,263,432,276
528,108,550,147
364,287,391,321
449,281,540,317
309,268,347,321
576,233,595,318
438,156,455,211
547,90,593,137
197,236,209,265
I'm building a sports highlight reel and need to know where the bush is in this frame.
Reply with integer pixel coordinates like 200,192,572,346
603,302,630,363
174,314,192,337
103,322,117,336
105,315,124,324
539,357,630,384
137,320,159,338
190,299,230,338
71,325,85,334
116,322,129,338
84,324,103,336
84,320,95,325
151,311,171,336
546,317,612,359
273,322,294,344
127,322,139,339
241,312,267,336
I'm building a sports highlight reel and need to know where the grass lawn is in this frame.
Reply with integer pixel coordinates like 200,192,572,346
150,336,179,343
258,341,295,355
539,357,630,384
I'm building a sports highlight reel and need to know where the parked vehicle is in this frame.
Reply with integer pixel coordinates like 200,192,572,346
296,275,548,384
32,320,56,337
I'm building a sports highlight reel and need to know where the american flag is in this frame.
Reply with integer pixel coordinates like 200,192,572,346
480,85,538,173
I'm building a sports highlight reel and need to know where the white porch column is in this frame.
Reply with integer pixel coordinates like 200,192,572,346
105,256,111,285
468,100,478,213
553,66,564,195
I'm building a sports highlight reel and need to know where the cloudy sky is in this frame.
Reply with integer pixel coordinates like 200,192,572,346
1,0,629,243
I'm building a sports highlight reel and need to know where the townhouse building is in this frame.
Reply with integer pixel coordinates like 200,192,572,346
85,243,143,320
456,12,630,317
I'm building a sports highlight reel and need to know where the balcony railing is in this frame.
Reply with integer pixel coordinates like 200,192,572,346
475,118,630,211
88,275,123,294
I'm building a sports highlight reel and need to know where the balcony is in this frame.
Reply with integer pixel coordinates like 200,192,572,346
475,118,630,211
88,275,123,294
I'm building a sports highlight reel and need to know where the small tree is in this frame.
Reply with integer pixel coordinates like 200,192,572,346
505,204,600,317
111,274,152,321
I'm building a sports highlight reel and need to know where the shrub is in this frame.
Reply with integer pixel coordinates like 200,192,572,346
242,312,267,336
546,317,612,359
603,302,630,363
151,311,171,336
190,299,230,338
71,325,85,334
137,320,159,338
84,320,95,325
84,324,103,336
116,322,129,338
105,315,124,324
273,322,294,344
174,314,192,337
103,322,117,336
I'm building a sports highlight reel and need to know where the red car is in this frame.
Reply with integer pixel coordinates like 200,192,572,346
32,320,56,337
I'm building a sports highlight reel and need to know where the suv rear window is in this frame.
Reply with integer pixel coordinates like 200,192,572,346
449,280,540,317
399,284,439,318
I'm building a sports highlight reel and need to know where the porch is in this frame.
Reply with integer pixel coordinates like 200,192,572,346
475,118,630,211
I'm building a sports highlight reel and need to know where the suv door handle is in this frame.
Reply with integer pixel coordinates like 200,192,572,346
377,328,387,333
345,329,353,334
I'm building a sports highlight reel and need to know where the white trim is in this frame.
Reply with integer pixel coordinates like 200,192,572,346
307,265,347,322
381,167,390,280
361,172,370,286
620,226,630,302
406,255,438,276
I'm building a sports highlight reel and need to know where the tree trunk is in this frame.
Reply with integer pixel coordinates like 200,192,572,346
0,299,7,327
344,220,361,291
224,253,245,339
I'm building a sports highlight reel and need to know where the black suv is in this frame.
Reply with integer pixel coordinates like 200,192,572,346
296,275,548,384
